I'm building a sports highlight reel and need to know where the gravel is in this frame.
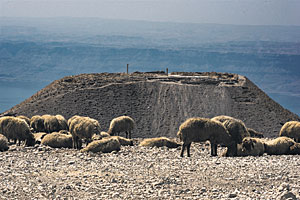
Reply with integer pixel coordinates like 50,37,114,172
1,142,299,200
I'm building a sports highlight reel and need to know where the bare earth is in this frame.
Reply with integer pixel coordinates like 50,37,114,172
1,141,299,200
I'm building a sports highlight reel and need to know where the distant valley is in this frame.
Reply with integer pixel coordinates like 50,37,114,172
0,17,300,116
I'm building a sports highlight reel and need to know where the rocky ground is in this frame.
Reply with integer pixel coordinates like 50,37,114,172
1,141,299,200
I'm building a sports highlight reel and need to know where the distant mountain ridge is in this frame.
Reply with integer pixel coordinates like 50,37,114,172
0,17,299,115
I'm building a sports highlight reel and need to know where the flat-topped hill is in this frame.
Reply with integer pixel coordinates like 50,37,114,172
2,72,299,138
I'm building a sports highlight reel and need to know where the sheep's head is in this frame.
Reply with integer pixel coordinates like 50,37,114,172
25,136,36,146
242,138,255,151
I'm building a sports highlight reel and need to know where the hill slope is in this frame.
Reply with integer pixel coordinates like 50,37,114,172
3,72,299,138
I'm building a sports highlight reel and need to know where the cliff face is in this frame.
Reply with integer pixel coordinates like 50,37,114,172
3,72,299,138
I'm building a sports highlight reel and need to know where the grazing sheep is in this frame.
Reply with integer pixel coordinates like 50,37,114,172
70,116,101,149
289,143,300,155
80,137,121,153
0,116,35,146
41,132,76,148
55,115,68,131
139,137,180,148
42,114,60,133
108,116,135,139
0,134,9,151
177,117,234,157
16,115,30,126
279,121,300,142
247,128,264,138
34,132,48,144
212,115,250,143
30,115,45,133
264,137,296,155
212,115,250,156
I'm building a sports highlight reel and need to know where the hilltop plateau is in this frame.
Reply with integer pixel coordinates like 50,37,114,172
3,72,299,138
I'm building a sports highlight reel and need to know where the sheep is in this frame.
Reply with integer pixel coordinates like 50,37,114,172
139,137,180,148
70,116,101,149
279,121,300,142
80,137,121,153
177,117,235,157
222,137,265,157
42,114,60,133
239,137,265,156
111,136,134,146
264,137,296,155
30,115,45,133
212,115,250,143
41,132,76,148
92,132,110,141
247,128,264,138
33,132,48,144
67,115,81,127
108,116,135,139
55,115,68,131
0,134,9,152
212,115,250,156
289,143,300,155
16,115,30,126
0,116,35,146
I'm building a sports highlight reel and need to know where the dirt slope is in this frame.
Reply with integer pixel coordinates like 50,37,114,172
2,72,299,138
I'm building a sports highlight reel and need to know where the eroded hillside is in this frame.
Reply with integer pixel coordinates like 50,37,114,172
2,72,299,138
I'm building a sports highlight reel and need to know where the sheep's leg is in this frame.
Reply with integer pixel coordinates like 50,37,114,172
210,143,218,156
126,131,131,139
180,143,186,157
187,143,191,157
72,136,76,149
125,131,128,138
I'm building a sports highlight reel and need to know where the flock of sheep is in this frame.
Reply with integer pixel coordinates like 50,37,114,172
178,116,300,157
0,114,299,158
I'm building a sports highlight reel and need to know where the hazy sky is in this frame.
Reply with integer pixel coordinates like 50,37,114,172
1,0,300,26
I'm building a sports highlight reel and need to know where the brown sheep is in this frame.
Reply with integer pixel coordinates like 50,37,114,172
212,115,250,143
41,132,76,148
91,134,133,146
139,137,180,148
80,137,121,153
177,117,235,157
0,116,35,146
69,116,101,149
239,137,265,156
212,115,250,156
0,134,9,151
55,115,69,131
16,115,30,126
108,116,135,139
264,137,296,155
42,114,60,133
110,136,133,146
279,121,300,142
30,115,45,133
